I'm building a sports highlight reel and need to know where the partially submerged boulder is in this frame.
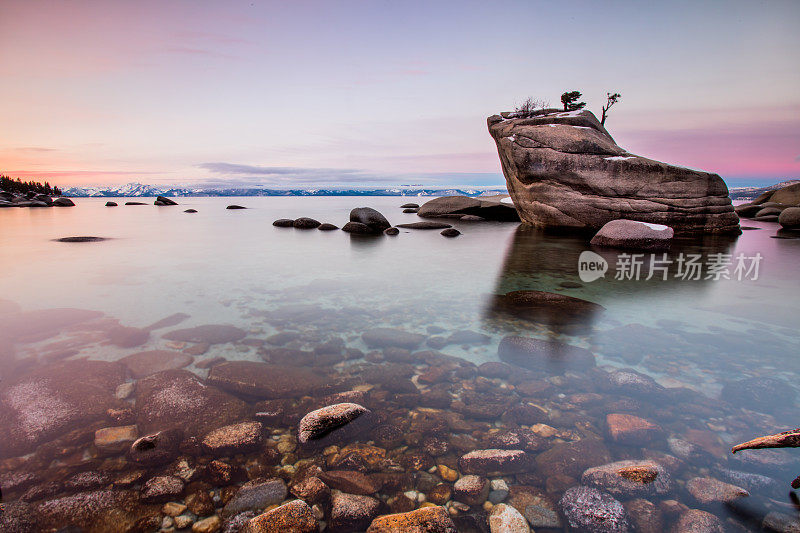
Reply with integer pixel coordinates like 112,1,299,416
590,219,674,251
417,195,519,221
488,109,739,234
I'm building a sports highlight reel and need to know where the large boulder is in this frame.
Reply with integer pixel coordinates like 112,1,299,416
417,195,519,221
346,207,391,234
488,110,739,234
779,207,800,229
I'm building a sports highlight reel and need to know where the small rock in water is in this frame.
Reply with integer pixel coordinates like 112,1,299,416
606,413,664,445
240,499,318,533
329,492,381,531
163,324,247,344
184,208,197,213
402,208,419,213
222,478,287,517
227,204,247,209
154,196,178,206
140,475,185,503
298,402,371,446
453,475,490,506
581,460,672,498
400,203,419,208
396,221,452,229
384,227,400,235
590,219,674,251
673,509,724,533
293,217,321,229
105,201,118,206
128,429,182,466
202,421,263,456
362,327,426,349
685,477,749,504
558,486,630,533
318,222,339,230
459,449,530,475
441,228,461,237
55,236,107,242
273,218,294,227
94,425,138,453
488,503,530,533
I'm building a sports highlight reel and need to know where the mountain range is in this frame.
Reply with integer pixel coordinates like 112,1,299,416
61,182,509,198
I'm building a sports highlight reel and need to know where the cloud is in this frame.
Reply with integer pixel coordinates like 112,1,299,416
196,162,396,185
196,162,505,188
14,147,58,153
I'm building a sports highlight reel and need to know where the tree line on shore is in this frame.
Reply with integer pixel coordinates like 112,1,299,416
0,175,62,196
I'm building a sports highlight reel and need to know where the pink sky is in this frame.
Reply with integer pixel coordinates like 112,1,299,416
1,0,798,187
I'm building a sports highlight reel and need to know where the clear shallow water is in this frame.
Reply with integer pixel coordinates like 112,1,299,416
0,196,798,531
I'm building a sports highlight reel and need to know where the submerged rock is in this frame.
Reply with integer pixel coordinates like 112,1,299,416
488,109,739,234
491,290,604,332
135,369,248,436
606,414,664,445
330,492,381,531
459,449,530,475
119,349,193,378
558,486,630,533
590,219,674,251
0,359,126,457
417,195,519,221
128,429,183,466
241,499,318,533
498,335,595,374
163,324,246,344
367,506,456,533
581,460,672,498
208,361,329,399
488,503,530,533
362,327,426,349
453,475,490,506
535,439,612,478
202,421,264,456
720,376,795,413
298,402,371,446
685,477,749,504
223,478,287,517
672,509,724,533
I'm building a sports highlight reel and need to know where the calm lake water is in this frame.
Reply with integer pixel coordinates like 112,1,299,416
0,196,798,532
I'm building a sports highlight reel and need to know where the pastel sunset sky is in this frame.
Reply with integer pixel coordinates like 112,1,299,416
1,0,798,188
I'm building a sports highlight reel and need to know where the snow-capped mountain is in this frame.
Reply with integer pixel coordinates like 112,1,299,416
62,182,509,198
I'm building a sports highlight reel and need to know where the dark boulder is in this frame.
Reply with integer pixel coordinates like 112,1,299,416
318,223,339,230
52,197,75,206
273,218,294,227
294,217,321,229
349,207,391,233
154,196,178,206
440,228,461,237
227,205,247,209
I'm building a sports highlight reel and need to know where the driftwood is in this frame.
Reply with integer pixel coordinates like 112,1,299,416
731,428,800,453
731,428,800,490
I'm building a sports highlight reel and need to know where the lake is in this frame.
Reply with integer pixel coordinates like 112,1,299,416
1,196,798,532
